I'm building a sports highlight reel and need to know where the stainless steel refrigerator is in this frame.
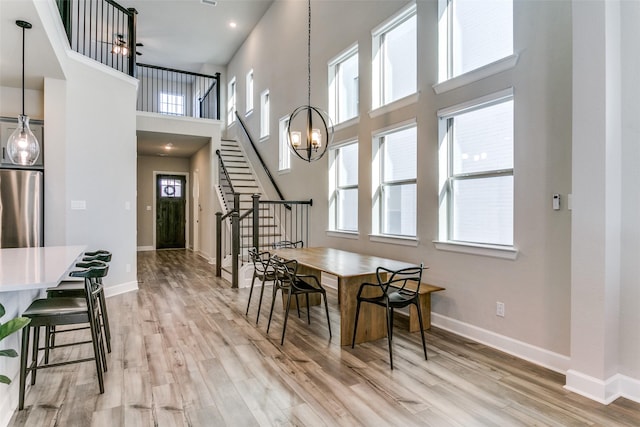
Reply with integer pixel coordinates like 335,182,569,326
0,169,44,248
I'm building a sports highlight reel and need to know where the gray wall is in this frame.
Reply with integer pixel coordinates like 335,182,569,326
227,0,572,358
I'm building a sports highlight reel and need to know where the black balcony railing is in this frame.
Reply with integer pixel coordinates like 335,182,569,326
57,0,137,76
136,64,220,120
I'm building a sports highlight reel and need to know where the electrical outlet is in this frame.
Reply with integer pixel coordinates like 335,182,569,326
496,301,505,317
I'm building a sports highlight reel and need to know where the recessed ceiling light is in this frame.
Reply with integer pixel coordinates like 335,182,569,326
229,22,237,29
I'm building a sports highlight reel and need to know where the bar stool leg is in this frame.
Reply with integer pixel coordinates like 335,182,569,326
98,290,112,353
18,326,30,410
30,326,40,385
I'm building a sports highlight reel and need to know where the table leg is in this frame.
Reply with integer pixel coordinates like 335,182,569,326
339,274,387,346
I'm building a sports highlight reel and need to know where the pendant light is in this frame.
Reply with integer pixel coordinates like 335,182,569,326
7,20,40,166
286,0,333,162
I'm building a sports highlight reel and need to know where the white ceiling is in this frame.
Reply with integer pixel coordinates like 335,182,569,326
120,0,273,72
1,0,273,158
137,131,211,157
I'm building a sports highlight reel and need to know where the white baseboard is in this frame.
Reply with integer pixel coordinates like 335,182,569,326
565,371,640,405
137,246,154,252
431,312,570,374
104,280,138,297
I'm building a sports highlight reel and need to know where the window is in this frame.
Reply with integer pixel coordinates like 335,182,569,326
246,69,254,114
159,93,185,116
328,45,359,125
227,77,236,124
372,124,417,237
372,3,417,109
260,90,270,138
438,89,514,246
159,177,183,198
278,116,291,171
329,141,358,232
439,0,513,80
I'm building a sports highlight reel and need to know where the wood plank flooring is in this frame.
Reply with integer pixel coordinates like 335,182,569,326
9,249,640,426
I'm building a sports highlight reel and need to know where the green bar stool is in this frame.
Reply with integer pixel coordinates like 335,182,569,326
19,265,109,410
47,251,112,353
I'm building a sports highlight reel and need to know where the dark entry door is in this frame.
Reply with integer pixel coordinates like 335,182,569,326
156,174,186,249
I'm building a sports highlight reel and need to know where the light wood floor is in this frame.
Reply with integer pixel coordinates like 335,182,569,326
9,249,640,426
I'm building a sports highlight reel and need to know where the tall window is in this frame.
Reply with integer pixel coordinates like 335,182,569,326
159,93,185,116
372,124,417,237
438,89,514,246
329,142,358,232
278,116,291,171
260,90,270,138
439,0,513,80
227,77,236,124
246,69,254,114
372,3,417,109
328,45,359,125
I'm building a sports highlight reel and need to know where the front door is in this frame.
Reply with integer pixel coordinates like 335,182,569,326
156,174,186,249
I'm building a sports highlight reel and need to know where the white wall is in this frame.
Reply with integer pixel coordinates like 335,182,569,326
0,87,44,120
227,0,573,365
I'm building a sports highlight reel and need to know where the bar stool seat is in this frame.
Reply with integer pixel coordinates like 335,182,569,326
19,265,108,410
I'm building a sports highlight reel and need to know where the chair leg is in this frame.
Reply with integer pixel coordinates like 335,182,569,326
306,294,311,324
385,303,394,370
389,308,394,341
281,288,293,345
44,325,51,364
31,327,40,385
18,325,30,410
266,284,279,334
256,277,268,325
414,301,428,360
351,300,362,348
295,294,301,318
88,305,105,393
98,290,112,353
323,291,332,338
245,274,257,316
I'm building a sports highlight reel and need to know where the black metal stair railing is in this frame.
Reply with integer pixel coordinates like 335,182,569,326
57,0,137,76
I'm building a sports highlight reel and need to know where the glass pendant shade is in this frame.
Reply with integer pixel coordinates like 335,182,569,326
7,115,40,166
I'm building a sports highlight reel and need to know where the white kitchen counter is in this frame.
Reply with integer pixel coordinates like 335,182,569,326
0,246,86,292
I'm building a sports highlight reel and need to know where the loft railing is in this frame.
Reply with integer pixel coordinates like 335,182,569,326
137,64,220,120
215,194,312,288
57,0,137,76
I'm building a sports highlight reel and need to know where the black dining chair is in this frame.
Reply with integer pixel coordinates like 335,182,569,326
351,263,426,369
246,247,277,324
19,264,109,410
267,256,331,345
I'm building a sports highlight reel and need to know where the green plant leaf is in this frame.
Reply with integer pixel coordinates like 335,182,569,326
0,375,10,385
0,317,30,341
0,349,18,358
0,302,5,318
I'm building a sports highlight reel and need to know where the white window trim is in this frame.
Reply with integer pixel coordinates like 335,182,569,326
260,89,270,139
328,43,359,126
278,115,291,172
371,119,418,239
437,88,515,252
246,69,254,115
227,77,236,126
329,139,359,233
327,230,360,239
371,2,417,110
333,116,360,132
433,54,519,95
369,92,419,119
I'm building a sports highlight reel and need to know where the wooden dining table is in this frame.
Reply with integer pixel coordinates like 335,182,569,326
271,247,420,346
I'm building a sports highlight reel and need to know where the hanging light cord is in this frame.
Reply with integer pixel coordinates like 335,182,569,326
307,0,311,108
21,24,26,116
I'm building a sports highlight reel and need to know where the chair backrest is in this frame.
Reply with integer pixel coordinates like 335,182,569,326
75,260,108,269
84,249,111,257
83,253,112,262
271,256,299,288
249,247,272,275
271,240,304,249
376,263,424,297
69,265,110,299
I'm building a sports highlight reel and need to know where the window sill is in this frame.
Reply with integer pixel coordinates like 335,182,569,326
245,109,254,118
327,230,359,239
369,234,418,247
433,240,518,260
259,135,269,142
432,54,519,95
333,116,360,132
369,92,419,119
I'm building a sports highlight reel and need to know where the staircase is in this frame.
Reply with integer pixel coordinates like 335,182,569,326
217,140,282,250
